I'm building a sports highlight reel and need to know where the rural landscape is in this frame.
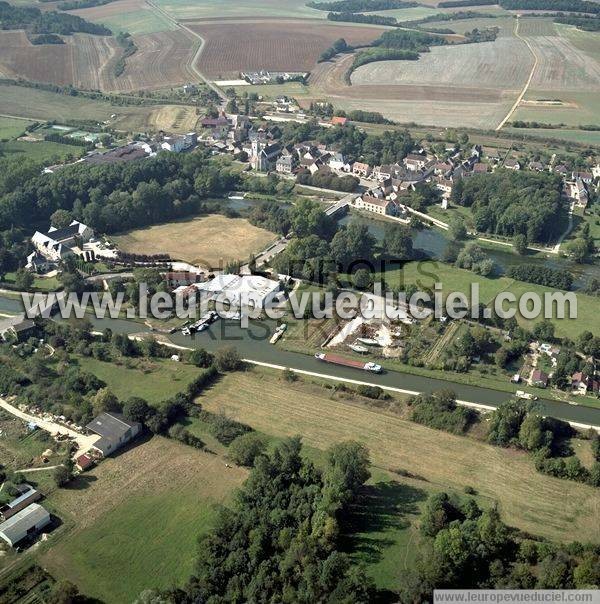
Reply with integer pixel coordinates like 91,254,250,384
0,0,600,601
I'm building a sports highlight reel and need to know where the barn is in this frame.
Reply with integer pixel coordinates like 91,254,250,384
0,503,50,547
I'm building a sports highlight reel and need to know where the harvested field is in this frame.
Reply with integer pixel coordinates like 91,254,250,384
351,38,531,91
40,436,247,603
112,214,277,268
189,20,386,79
0,30,118,89
309,51,517,128
109,30,197,91
200,369,600,544
69,0,174,34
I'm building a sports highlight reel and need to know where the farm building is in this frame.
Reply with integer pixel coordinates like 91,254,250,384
87,412,142,457
0,485,41,521
0,503,50,547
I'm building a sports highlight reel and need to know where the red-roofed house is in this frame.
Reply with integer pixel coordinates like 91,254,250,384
331,116,348,126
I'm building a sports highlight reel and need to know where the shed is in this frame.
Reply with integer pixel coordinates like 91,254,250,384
0,485,41,521
0,503,50,547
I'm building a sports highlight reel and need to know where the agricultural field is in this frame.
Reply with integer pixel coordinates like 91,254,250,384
199,369,600,544
189,20,385,79
0,30,119,90
504,127,600,146
0,83,199,133
155,0,326,20
0,139,86,163
39,435,248,604
0,116,33,139
112,214,277,268
70,0,175,35
110,30,197,91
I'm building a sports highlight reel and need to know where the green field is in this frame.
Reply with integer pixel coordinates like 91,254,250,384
233,82,311,98
514,91,600,128
199,369,600,546
41,435,248,603
0,140,85,163
76,356,201,404
0,83,193,133
505,127,600,146
155,0,325,20
0,116,34,139
0,272,60,292
95,9,174,35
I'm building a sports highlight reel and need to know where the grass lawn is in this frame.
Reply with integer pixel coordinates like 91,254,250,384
198,368,600,545
0,140,85,163
112,213,277,268
0,116,34,139
76,356,200,404
232,82,311,98
39,435,248,604
0,272,61,292
95,9,175,35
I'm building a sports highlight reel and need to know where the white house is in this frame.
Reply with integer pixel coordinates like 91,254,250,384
355,195,398,216
31,220,94,264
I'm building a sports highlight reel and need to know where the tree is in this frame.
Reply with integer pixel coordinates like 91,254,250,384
228,432,267,467
187,348,213,368
382,223,413,260
518,413,547,451
48,580,82,604
50,209,73,229
214,346,242,372
532,319,555,342
449,216,467,240
14,268,34,291
123,397,152,424
352,268,371,290
53,464,72,487
327,441,370,493
514,233,528,255
92,388,120,416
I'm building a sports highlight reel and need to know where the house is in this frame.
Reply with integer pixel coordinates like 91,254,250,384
504,159,520,170
554,164,568,175
352,162,371,178
570,372,599,394
7,319,37,342
0,503,50,547
0,485,41,521
529,161,545,172
433,161,453,176
164,272,201,288
373,165,393,182
161,132,196,153
355,195,398,216
434,178,453,197
403,154,428,172
32,220,94,263
531,369,549,388
472,162,489,174
25,251,54,273
276,154,294,174
330,116,348,127
328,152,349,172
86,412,142,457
570,178,589,208
592,163,600,179
483,148,501,162
572,171,593,185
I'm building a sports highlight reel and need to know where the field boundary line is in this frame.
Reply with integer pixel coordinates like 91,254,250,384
144,0,227,102
496,16,539,131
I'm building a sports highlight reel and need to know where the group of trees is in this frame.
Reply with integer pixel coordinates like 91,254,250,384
488,399,600,486
0,151,240,266
0,1,111,35
499,0,599,12
144,437,374,603
409,389,476,433
308,0,416,10
451,170,565,244
404,491,600,600
296,168,359,192
113,31,137,77
279,120,414,167
506,264,574,290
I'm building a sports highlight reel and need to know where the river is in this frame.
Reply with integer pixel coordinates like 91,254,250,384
3,291,596,427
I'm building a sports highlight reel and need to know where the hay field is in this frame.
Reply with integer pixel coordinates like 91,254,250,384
70,0,175,34
200,370,600,544
40,436,248,603
0,30,118,89
189,20,385,79
113,214,277,268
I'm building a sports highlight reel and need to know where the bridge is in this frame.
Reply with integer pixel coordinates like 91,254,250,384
324,193,358,218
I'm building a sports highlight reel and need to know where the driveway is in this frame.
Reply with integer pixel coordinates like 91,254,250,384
0,398,98,459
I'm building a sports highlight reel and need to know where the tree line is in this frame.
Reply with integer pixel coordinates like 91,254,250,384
308,0,417,11
0,1,111,35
